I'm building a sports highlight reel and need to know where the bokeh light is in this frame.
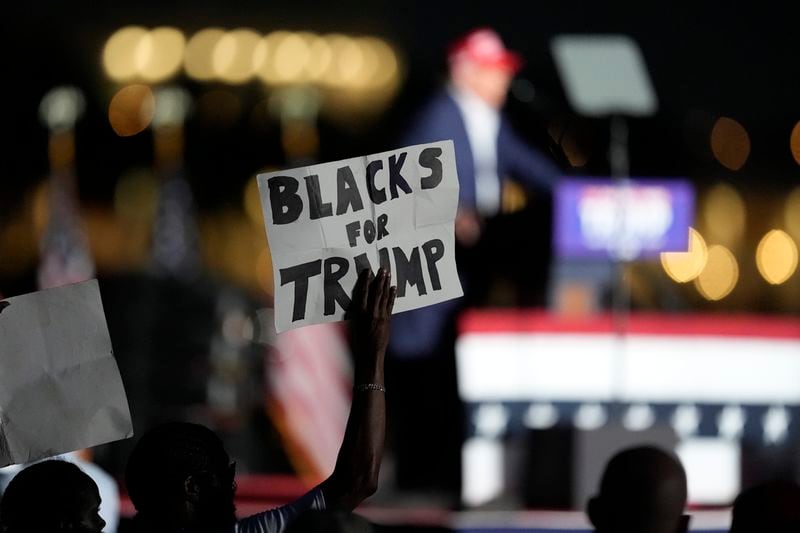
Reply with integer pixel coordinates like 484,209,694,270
137,27,186,82
254,31,281,83
103,25,403,112
39,86,86,132
790,121,800,166
330,34,363,87
694,244,739,301
710,116,750,171
251,38,270,81
756,229,799,285
269,86,321,121
785,187,800,239
108,84,155,137
702,183,746,246
272,32,312,84
212,28,261,83
501,180,527,214
305,34,333,82
661,228,708,283
185,28,226,81
349,37,380,89
368,38,400,89
103,26,148,81
152,86,192,128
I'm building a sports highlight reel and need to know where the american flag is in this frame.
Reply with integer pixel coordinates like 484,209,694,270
265,322,353,485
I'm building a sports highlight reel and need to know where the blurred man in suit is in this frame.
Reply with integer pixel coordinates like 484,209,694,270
388,28,561,494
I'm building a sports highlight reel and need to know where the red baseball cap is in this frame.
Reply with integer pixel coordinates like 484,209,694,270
448,28,523,73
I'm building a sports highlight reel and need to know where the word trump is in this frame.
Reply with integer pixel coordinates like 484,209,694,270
258,140,463,333
280,239,446,322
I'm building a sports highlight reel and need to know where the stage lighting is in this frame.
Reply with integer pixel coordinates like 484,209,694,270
108,84,155,137
333,35,364,87
661,227,708,283
138,27,185,82
756,229,798,285
103,26,148,82
272,32,312,84
152,86,192,128
364,37,400,90
702,183,746,247
39,86,85,132
304,33,333,83
254,31,290,84
185,28,226,81
694,244,738,301
790,121,800,166
212,28,261,84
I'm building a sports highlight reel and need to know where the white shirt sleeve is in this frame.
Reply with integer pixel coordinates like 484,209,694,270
448,85,502,216
234,486,326,533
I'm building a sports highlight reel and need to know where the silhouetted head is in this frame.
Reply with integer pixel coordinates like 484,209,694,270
285,510,374,533
730,480,800,533
588,446,689,533
125,422,236,532
0,459,105,533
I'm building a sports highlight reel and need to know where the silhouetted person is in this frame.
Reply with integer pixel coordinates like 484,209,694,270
0,459,106,533
284,510,373,533
587,446,689,533
730,480,800,533
125,269,396,533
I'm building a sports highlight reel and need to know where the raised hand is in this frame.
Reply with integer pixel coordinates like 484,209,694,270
349,268,397,360
455,209,482,247
322,267,396,510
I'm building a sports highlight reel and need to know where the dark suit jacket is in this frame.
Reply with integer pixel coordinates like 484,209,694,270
389,90,561,358
402,90,559,211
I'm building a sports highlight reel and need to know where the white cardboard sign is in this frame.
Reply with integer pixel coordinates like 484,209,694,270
258,140,463,333
0,280,133,467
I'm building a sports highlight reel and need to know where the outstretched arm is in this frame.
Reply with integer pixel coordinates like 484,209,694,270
500,124,561,191
320,268,396,510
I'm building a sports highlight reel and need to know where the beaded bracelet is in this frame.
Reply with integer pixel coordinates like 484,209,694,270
354,383,386,393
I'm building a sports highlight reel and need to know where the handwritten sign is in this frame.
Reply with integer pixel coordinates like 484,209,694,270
258,141,463,333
